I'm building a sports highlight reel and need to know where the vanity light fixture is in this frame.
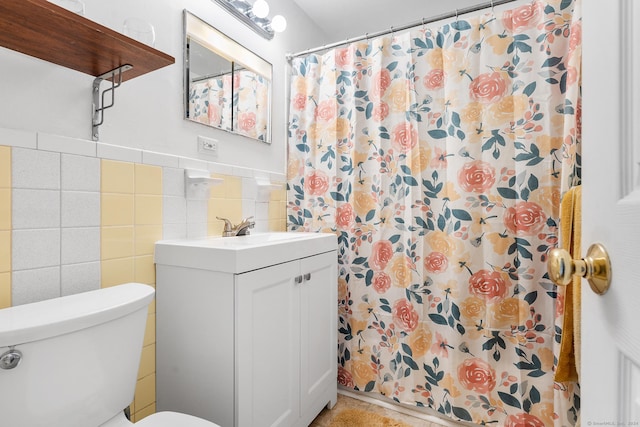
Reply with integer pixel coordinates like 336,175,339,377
211,0,286,40
271,14,286,32
252,0,269,18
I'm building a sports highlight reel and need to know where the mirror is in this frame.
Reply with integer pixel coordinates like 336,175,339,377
184,11,272,143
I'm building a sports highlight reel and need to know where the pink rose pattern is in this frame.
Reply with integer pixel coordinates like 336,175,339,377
423,69,445,90
468,269,508,302
504,201,547,236
370,240,394,271
304,171,330,196
392,299,420,333
287,1,580,426
457,358,497,394
336,203,355,228
424,251,448,273
391,122,418,153
458,160,496,193
469,72,508,104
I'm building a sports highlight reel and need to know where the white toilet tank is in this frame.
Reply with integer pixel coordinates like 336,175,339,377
0,283,155,427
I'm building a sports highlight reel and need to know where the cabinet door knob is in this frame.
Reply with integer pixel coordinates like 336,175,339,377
294,275,303,284
304,273,311,281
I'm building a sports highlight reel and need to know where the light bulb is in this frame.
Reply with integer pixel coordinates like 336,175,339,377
271,14,287,32
252,0,269,18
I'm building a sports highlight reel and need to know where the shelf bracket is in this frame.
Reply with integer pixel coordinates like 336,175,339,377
92,64,133,141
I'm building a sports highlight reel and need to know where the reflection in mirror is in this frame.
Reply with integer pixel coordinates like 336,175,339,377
189,39,233,131
184,11,272,143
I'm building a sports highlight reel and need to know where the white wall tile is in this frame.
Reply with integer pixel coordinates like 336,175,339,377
12,147,60,189
242,177,258,200
61,227,100,265
12,267,61,305
97,142,142,163
254,171,270,181
12,229,60,271
0,128,37,149
12,189,60,229
163,223,187,241
186,199,208,224
38,133,96,157
162,167,185,197
179,157,208,171
208,162,234,175
163,196,187,224
242,200,256,220
61,262,101,296
232,166,254,178
143,151,181,168
255,202,269,221
253,220,269,233
61,154,100,192
62,191,100,227
186,222,207,240
270,172,286,183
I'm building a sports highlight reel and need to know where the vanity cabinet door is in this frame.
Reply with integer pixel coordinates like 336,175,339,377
299,252,337,423
235,260,301,427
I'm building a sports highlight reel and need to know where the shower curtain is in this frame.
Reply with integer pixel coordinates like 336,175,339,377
287,0,581,425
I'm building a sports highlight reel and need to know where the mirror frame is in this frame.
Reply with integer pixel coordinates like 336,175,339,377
183,10,273,143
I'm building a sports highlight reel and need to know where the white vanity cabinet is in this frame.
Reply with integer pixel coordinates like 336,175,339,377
155,233,337,427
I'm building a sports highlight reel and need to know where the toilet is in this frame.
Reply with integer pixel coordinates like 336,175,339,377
0,283,219,427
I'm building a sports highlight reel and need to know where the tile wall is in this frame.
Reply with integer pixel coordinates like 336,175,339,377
0,126,287,421
0,146,10,308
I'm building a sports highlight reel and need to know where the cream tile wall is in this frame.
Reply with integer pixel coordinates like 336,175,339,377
0,126,287,421
0,145,11,308
269,186,288,232
208,174,244,236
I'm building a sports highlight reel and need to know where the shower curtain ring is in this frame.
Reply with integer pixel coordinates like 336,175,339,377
455,9,459,22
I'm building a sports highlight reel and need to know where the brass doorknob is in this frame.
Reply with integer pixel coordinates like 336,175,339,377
547,243,612,295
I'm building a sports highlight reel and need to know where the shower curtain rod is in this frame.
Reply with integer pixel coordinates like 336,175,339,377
286,0,519,60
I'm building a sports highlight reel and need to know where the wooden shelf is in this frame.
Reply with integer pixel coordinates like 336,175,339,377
0,0,175,82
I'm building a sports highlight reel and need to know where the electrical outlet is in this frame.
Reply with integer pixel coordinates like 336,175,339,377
197,136,218,158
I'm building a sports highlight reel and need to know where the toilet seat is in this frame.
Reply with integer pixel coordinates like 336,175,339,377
135,411,220,427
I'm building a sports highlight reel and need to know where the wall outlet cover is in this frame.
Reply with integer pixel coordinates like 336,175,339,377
197,136,218,158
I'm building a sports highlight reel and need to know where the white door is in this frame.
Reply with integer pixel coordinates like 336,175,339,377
582,0,640,423
236,261,301,427
299,252,338,416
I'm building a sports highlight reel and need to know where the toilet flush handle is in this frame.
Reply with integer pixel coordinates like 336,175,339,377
0,347,22,370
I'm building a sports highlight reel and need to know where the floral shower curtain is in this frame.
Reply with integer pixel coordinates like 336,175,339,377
287,0,581,425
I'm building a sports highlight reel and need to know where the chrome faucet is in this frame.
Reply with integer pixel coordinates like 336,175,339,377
217,216,255,237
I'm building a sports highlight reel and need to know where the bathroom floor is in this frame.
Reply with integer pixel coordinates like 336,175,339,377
309,393,454,427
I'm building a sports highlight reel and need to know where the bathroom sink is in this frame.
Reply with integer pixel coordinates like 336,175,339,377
154,232,337,273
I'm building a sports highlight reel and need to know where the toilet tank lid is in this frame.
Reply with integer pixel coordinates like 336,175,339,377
0,283,155,348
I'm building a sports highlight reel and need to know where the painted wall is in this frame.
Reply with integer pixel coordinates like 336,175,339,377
0,0,328,174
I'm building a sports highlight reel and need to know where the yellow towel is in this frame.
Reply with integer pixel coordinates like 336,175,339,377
555,185,581,383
